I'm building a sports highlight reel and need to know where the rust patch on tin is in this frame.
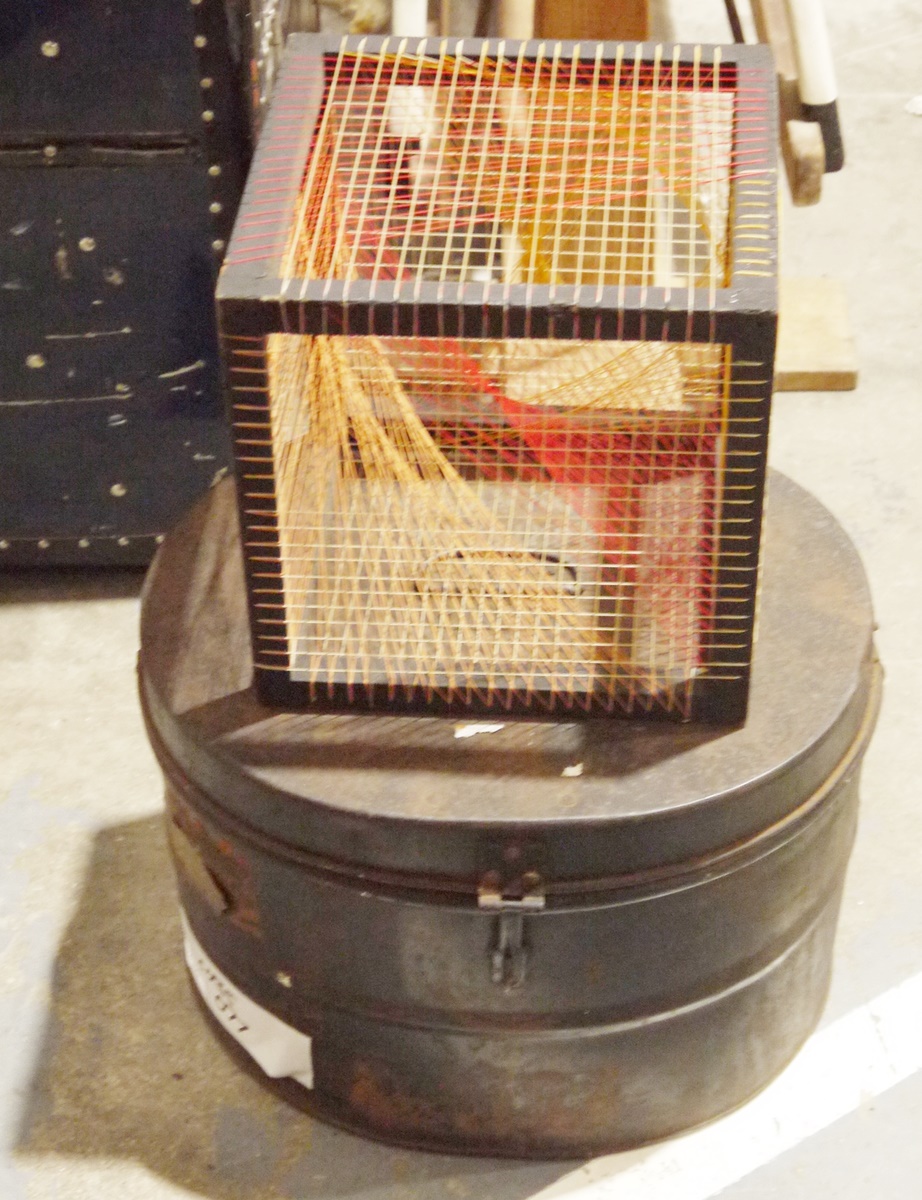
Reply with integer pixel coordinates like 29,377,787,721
164,784,261,936
349,1062,483,1140
346,1057,623,1149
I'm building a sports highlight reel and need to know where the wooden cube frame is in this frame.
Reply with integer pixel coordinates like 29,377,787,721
217,34,778,723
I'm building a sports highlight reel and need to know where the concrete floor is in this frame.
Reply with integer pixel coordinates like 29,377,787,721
3,1,922,1196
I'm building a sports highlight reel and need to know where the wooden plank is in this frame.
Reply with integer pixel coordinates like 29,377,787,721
533,0,649,41
751,0,825,206
751,0,798,91
775,277,858,391
784,117,825,207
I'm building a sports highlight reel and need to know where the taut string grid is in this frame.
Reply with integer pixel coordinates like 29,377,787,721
217,35,778,720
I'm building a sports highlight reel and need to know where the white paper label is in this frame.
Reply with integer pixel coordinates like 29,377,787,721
181,911,314,1089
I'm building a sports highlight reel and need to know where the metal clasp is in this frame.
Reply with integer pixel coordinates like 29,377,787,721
478,870,545,990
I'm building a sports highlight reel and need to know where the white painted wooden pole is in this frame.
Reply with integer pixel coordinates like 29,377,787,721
784,0,844,170
391,0,429,36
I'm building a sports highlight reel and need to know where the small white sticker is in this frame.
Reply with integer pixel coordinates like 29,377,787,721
561,763,584,778
453,723,505,740
180,911,314,1089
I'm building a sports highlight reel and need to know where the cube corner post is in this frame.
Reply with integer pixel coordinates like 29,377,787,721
216,34,779,723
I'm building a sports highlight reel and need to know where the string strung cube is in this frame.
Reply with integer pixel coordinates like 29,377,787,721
218,34,778,721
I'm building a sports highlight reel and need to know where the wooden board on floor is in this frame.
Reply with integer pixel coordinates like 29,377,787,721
776,277,858,391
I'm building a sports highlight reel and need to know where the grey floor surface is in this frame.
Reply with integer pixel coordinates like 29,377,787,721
3,1,922,1196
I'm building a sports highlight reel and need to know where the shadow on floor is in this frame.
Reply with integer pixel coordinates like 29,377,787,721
15,815,569,1200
